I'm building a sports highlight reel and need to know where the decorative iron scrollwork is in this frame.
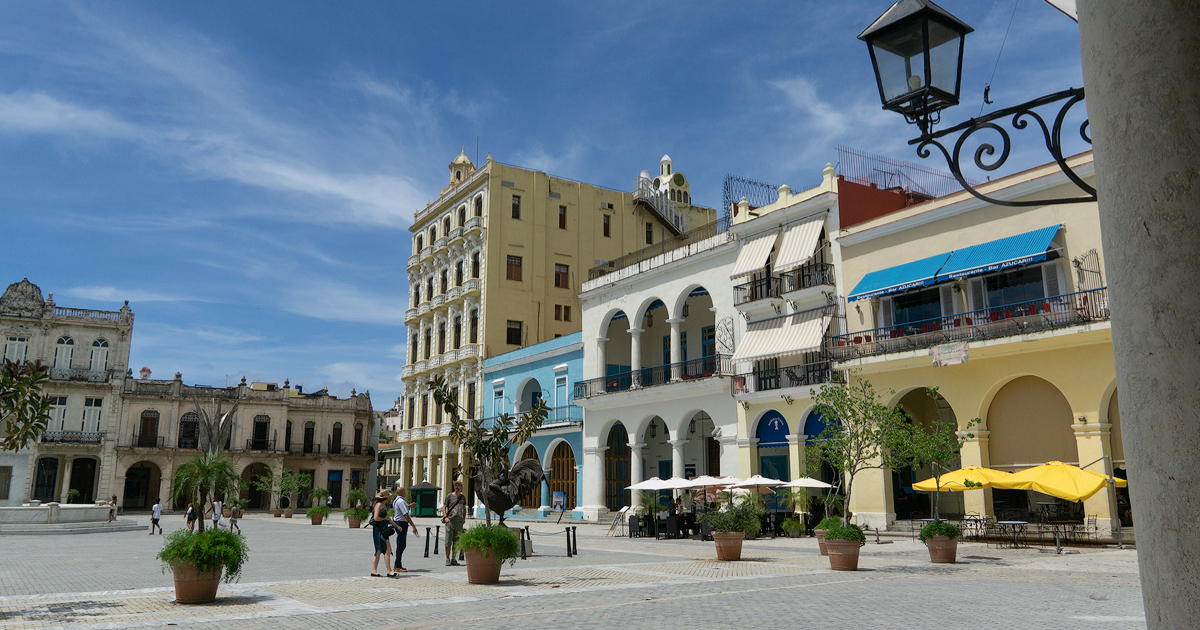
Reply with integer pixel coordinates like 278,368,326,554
911,88,1095,207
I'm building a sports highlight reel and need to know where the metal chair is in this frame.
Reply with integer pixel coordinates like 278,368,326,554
628,514,642,538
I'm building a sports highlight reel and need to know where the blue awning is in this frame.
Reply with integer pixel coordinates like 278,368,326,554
847,251,952,302
938,224,1062,280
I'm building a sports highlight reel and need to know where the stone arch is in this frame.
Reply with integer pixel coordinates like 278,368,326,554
548,441,577,510
631,296,668,327
541,437,572,472
892,387,962,519
514,376,544,413
122,460,161,510
986,375,1077,468
241,462,273,510
671,283,713,321
748,407,788,438
515,443,540,509
1100,381,1125,465
605,422,631,510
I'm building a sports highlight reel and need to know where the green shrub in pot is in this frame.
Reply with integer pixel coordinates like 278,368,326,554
918,519,962,543
158,528,250,582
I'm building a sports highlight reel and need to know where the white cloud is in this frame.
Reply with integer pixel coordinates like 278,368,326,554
135,323,264,347
278,280,406,326
0,91,136,138
63,285,214,304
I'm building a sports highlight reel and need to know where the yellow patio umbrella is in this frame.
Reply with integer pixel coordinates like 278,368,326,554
989,461,1127,502
912,466,1012,492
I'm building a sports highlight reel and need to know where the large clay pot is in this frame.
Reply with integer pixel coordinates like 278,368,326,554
463,549,503,584
926,535,958,563
272,509,283,518
814,529,829,556
284,509,294,518
712,532,745,561
171,563,223,604
311,513,324,525
222,509,232,518
348,517,362,529
825,539,862,571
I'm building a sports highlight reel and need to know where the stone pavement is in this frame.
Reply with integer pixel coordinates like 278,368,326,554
0,514,1147,629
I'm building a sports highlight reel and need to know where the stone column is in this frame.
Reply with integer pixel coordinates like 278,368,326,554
628,441,645,510
582,445,608,521
1080,2,1200,626
668,438,687,491
595,337,608,379
539,478,550,513
786,434,805,482
439,439,450,503
628,327,644,387
59,456,74,503
1073,420,1116,534
957,430,992,516
666,318,684,380
736,437,757,479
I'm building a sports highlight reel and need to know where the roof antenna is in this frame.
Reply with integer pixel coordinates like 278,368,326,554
981,0,1020,116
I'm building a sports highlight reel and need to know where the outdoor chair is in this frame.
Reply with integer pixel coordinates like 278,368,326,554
628,514,642,538
700,522,712,541
784,368,801,387
1075,515,1098,542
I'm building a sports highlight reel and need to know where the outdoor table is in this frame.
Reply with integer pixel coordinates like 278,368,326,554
1042,521,1077,552
997,521,1028,548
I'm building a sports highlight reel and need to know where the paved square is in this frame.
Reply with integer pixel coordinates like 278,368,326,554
0,515,1146,629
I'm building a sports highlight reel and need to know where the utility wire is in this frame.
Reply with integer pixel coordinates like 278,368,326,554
981,0,1021,116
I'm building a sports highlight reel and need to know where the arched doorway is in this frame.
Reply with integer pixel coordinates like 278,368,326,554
69,457,98,504
32,457,59,503
517,445,539,509
987,375,1077,520
756,411,790,510
601,310,633,392
242,463,272,510
891,389,960,520
803,410,839,518
605,423,631,510
549,442,577,510
123,461,161,510
516,378,543,413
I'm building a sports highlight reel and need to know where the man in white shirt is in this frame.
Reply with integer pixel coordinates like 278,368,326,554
391,482,420,572
211,499,223,529
150,498,163,535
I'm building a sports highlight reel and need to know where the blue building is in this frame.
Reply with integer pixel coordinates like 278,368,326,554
479,332,583,520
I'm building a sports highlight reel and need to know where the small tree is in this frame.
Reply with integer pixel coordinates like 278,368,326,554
279,469,311,510
172,453,240,533
430,373,547,526
809,374,909,526
885,388,980,520
0,360,53,452
252,466,287,510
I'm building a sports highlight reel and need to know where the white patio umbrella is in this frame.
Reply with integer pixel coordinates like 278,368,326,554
626,477,669,491
683,476,737,502
778,476,832,489
732,475,786,494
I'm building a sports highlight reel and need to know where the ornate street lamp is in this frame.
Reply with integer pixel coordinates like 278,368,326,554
860,0,1096,207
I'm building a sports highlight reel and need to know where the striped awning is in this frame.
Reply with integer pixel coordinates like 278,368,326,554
938,224,1062,280
731,307,832,363
729,232,779,279
773,214,826,273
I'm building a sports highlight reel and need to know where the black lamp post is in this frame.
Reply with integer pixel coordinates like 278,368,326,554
860,0,1096,207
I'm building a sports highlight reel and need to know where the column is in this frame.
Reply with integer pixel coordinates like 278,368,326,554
957,431,992,517
668,438,687,490
628,327,643,387
628,442,645,510
1073,419,1116,534
595,337,608,379
786,434,805,482
58,456,73,503
582,445,607,521
666,318,683,380
539,478,550,513
736,437,757,479
439,439,451,503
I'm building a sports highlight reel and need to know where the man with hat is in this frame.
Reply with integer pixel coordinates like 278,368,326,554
392,481,420,572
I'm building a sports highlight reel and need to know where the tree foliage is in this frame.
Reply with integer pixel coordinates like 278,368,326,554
172,453,240,532
0,360,53,452
250,466,287,510
884,388,979,520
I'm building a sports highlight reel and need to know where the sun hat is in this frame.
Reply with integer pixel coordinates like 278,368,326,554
375,489,391,500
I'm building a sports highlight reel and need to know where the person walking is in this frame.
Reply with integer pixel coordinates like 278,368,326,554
107,495,117,522
149,498,163,535
185,502,198,532
228,502,241,534
442,482,466,566
391,482,420,573
210,498,223,529
369,489,397,578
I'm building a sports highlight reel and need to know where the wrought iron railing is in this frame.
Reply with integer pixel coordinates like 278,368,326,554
481,404,583,430
49,368,110,383
178,436,199,449
246,438,277,451
588,216,730,281
573,355,733,398
40,431,104,445
731,360,841,395
735,276,783,305
327,445,348,455
132,433,165,448
782,261,835,293
291,442,322,455
830,287,1110,360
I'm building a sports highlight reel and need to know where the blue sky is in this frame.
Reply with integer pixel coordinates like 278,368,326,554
1,1,1084,408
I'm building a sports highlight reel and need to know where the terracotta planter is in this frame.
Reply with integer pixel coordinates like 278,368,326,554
311,513,324,525
814,529,829,556
463,548,503,584
825,539,862,571
170,563,223,604
925,535,958,563
284,509,294,518
272,509,282,518
348,517,362,529
222,509,231,518
712,532,745,561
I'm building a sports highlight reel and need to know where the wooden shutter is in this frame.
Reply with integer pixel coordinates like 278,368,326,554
940,285,956,317
969,278,986,312
1043,263,1061,298
879,298,893,328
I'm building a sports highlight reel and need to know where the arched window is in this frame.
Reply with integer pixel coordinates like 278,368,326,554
137,410,160,447
550,442,577,510
426,277,434,299
410,336,418,363
54,336,74,369
413,286,420,306
353,423,364,455
423,328,432,360
178,412,199,449
331,422,343,454
437,322,446,354
440,269,448,294
455,261,464,286
430,225,437,242
469,309,478,344
416,235,423,251
471,252,480,279
443,216,450,236
454,316,462,349
458,206,466,226
670,189,676,202
474,196,482,217
285,420,293,452
90,339,110,371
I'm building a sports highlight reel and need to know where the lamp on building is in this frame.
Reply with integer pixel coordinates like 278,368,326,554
650,421,657,438
689,419,696,435
858,0,1095,208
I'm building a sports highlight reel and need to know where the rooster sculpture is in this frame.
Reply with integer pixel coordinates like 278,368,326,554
474,457,544,525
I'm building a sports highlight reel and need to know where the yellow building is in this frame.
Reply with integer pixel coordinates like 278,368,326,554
832,151,1123,534
396,152,714,501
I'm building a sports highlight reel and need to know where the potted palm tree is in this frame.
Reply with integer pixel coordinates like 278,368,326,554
307,487,330,525
343,489,369,528
65,488,80,504
699,491,763,561
165,452,246,603
455,522,521,584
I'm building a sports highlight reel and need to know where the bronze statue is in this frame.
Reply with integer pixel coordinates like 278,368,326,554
473,456,543,526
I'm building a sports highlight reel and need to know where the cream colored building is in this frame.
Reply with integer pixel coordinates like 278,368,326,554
1,279,133,507
395,152,715,503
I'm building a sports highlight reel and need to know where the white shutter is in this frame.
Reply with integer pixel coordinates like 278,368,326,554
940,285,956,317
1043,263,1061,298
879,298,893,328
969,279,986,312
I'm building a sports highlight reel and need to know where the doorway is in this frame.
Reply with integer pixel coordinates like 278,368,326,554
138,412,159,447
327,470,343,508
69,458,97,504
33,458,59,502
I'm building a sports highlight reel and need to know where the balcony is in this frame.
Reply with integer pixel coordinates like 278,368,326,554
420,247,432,261
131,433,166,448
448,227,463,242
414,360,428,372
434,237,448,251
407,254,419,269
411,427,425,439
574,355,733,398
782,261,835,294
246,438,277,451
429,355,444,368
462,279,480,295
587,216,731,283
735,276,783,306
401,364,415,377
177,437,198,449
40,431,104,445
457,344,479,360
49,368,110,383
397,429,412,441
288,443,322,455
404,307,418,322
464,216,483,232
418,302,431,315
432,294,446,308
831,287,1110,361
52,307,123,323
443,349,459,363
446,286,462,300
731,360,842,395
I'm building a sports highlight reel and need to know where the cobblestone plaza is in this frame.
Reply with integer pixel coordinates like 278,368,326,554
0,515,1145,629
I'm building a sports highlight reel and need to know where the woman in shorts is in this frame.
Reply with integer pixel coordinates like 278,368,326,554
186,502,198,532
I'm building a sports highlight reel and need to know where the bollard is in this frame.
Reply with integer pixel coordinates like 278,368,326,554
434,526,440,555
519,528,527,560
423,527,431,558
566,527,573,557
572,526,579,556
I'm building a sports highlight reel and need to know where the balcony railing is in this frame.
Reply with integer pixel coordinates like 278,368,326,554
53,307,122,322
401,364,415,377
448,227,463,241
481,404,583,430
731,360,841,395
830,287,1110,361
404,308,418,321
734,276,784,305
464,216,483,231
434,237,448,250
407,254,419,268
418,302,431,314
574,354,733,398
290,443,322,455
49,368,110,383
246,438,277,451
462,278,480,292
40,431,104,445
782,261,835,293
132,433,165,448
432,294,445,308
447,286,462,300
588,216,730,281
178,436,198,449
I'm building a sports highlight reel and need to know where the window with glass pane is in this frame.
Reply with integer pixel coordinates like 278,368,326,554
603,215,611,237
507,256,522,281
892,287,942,326
870,25,925,103
511,195,521,219
554,264,569,288
985,267,1045,308
507,321,522,345
559,205,567,229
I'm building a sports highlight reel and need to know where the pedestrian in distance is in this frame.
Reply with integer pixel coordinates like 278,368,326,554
228,503,240,534
392,482,420,573
369,489,397,578
149,498,163,535
210,498,223,529
442,481,466,566
107,495,117,522
185,502,197,532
